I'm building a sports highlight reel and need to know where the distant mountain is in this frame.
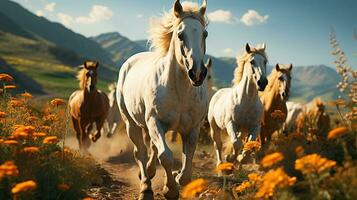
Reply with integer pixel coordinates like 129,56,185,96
91,32,146,66
0,0,113,66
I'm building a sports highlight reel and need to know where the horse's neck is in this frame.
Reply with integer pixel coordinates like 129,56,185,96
83,89,98,102
235,64,258,100
265,78,283,109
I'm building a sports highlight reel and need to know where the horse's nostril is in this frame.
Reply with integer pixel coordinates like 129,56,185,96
201,68,207,79
257,80,261,86
188,69,195,80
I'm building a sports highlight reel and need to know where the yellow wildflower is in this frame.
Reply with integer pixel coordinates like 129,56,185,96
11,180,37,194
248,172,262,183
255,168,296,199
295,154,336,174
0,161,19,179
327,127,348,140
21,92,33,99
261,152,284,168
23,146,40,153
235,181,251,193
243,141,261,152
4,85,16,89
214,162,234,173
3,140,19,145
9,100,24,108
0,73,14,82
50,98,66,107
43,136,58,144
181,178,208,199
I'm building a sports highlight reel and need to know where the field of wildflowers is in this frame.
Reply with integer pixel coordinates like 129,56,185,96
0,74,100,200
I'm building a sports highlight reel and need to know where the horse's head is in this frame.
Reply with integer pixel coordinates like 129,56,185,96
173,0,209,87
275,63,292,100
245,43,268,91
81,61,98,92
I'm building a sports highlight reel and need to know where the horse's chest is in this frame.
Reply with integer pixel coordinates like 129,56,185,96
155,90,207,130
233,100,262,128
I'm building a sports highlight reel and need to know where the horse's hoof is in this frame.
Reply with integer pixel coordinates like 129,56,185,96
172,170,180,179
90,134,101,142
163,186,179,200
139,189,154,200
106,133,113,138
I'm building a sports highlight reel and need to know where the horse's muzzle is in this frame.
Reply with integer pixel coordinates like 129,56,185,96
257,78,268,91
188,66,207,87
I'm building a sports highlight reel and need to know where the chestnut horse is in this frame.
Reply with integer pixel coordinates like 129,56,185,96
69,61,109,150
259,64,292,145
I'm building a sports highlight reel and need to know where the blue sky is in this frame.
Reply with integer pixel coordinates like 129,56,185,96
12,0,357,67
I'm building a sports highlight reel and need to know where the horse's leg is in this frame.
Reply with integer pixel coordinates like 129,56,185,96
92,117,105,142
146,141,158,179
71,117,81,149
175,128,199,186
238,124,261,162
109,122,118,137
226,121,242,163
126,122,153,200
209,119,223,166
146,117,178,200
80,120,91,151
170,131,178,143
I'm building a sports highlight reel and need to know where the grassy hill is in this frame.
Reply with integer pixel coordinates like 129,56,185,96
0,32,111,97
0,0,114,67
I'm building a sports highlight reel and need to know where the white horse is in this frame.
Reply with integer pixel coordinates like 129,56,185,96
208,43,268,166
284,101,304,133
117,1,209,199
105,83,123,138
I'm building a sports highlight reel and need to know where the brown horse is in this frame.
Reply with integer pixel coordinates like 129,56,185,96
69,61,109,150
259,64,292,145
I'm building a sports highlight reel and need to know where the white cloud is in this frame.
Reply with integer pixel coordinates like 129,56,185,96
36,10,44,17
75,5,113,24
240,10,269,26
208,10,235,23
45,2,56,12
223,48,233,55
57,12,73,26
137,14,143,19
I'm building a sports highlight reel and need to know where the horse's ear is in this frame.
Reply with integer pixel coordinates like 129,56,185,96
174,0,183,18
199,0,207,16
288,64,293,71
275,63,280,71
245,43,251,53
94,61,99,69
205,57,212,68
83,61,89,69
261,43,266,51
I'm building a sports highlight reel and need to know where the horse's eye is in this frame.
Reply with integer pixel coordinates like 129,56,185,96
203,30,208,38
178,32,184,41
279,76,284,81
250,60,255,65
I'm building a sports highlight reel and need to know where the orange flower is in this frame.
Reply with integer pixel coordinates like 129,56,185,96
327,127,348,140
3,140,19,145
181,178,208,198
33,132,47,137
9,100,24,108
243,141,261,152
43,114,57,121
4,85,16,89
23,147,40,153
0,161,19,179
295,154,336,174
11,180,37,194
58,183,70,191
0,73,14,82
261,152,284,168
0,111,6,118
270,110,286,120
12,125,35,138
82,198,94,200
295,146,304,157
50,98,66,107
235,181,251,193
21,92,33,99
255,168,296,199
248,172,262,183
43,136,58,144
214,162,234,173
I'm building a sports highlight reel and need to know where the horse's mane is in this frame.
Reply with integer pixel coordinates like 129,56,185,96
265,64,292,96
148,1,208,56
76,62,97,90
232,47,267,85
